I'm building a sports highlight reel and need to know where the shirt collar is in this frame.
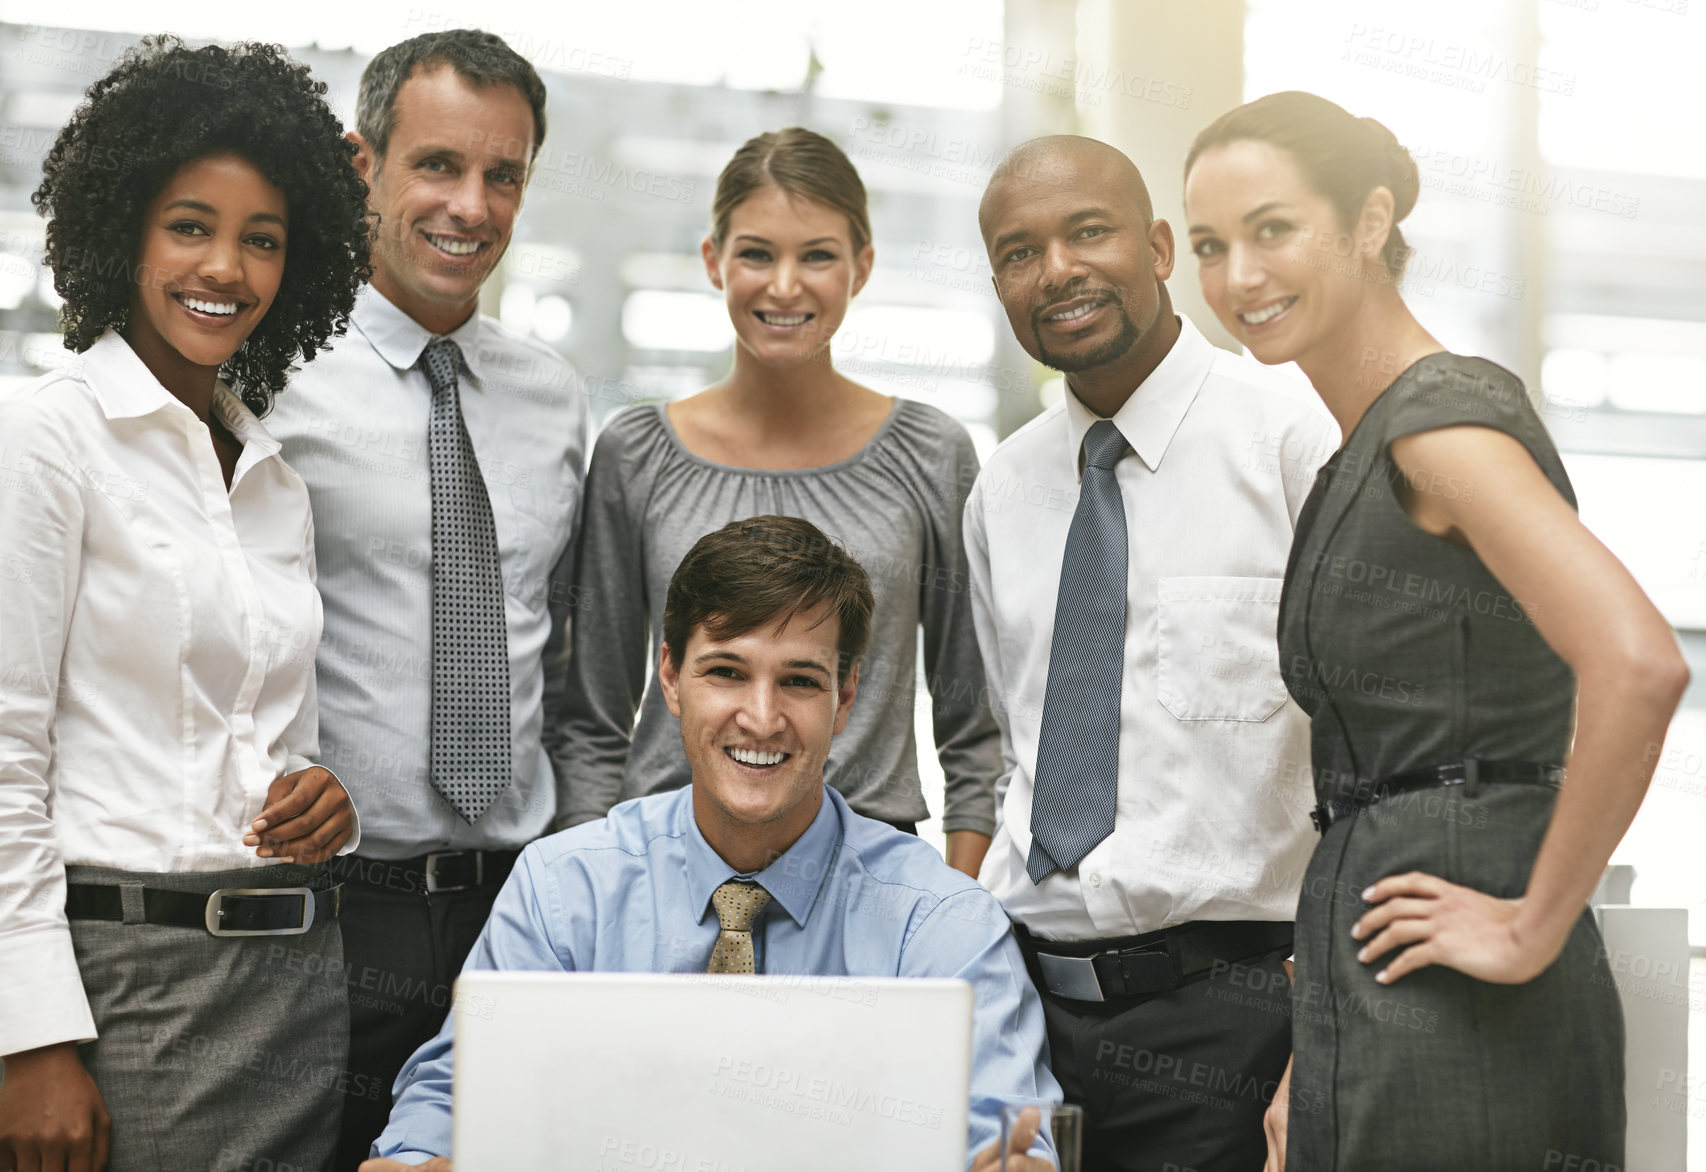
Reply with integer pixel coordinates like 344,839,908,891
76,331,183,421
682,785,843,929
210,381,281,462
1062,314,1214,478
76,332,282,462
350,284,490,385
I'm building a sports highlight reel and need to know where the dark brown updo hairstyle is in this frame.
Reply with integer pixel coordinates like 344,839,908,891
1186,91,1420,278
709,127,872,255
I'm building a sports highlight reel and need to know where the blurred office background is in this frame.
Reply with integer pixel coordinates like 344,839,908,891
2,0,1704,1154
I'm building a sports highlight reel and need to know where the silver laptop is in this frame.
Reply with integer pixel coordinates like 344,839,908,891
452,971,974,1171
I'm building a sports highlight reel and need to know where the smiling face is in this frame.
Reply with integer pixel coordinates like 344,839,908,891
1185,139,1382,368
702,185,873,370
659,603,858,862
354,65,534,335
980,150,1173,375
124,153,287,384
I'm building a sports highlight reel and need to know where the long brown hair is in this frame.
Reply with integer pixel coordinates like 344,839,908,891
710,127,872,254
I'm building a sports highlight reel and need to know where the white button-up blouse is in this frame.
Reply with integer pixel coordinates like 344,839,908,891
0,331,356,1055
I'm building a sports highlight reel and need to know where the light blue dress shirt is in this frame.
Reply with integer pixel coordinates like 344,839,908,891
374,785,1060,1164
267,287,588,857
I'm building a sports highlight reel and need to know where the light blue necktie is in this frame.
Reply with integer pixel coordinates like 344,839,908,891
422,338,513,822
1028,419,1129,883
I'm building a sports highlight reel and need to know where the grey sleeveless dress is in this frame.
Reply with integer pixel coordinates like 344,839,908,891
1277,354,1625,1169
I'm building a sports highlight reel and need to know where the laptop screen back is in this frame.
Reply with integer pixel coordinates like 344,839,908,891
452,971,974,1171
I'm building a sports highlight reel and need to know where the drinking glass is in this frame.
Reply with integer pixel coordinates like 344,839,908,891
999,1102,1083,1171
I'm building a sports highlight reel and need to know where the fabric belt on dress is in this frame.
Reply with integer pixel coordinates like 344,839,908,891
1014,920,1294,1003
333,848,520,895
66,882,343,937
1311,758,1564,833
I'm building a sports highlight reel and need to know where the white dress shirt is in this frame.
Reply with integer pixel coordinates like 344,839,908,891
267,287,588,859
0,331,355,1055
968,316,1339,942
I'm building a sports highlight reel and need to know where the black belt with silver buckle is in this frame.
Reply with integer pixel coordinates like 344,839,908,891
422,850,485,894
336,848,519,895
66,882,342,937
1311,758,1564,833
1016,920,1293,1003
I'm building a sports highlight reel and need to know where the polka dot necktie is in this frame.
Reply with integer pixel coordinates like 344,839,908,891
705,880,772,974
421,338,513,823
1027,419,1130,883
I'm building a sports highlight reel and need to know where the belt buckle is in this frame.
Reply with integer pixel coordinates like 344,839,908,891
1312,796,1357,833
1115,944,1178,995
1036,952,1105,1002
425,851,482,894
204,887,314,937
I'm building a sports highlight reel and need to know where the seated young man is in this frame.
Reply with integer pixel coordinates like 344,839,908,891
362,516,1060,1170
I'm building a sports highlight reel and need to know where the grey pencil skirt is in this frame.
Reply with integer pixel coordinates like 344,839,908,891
1286,783,1625,1170
64,862,350,1172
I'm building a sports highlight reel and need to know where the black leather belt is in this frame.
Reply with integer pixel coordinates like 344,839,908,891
66,882,342,937
336,848,519,895
1016,920,1293,1003
1311,758,1564,833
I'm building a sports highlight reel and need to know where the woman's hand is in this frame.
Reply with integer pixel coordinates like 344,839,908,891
0,1042,111,1172
241,766,353,864
945,830,993,879
1263,1055,1292,1172
1353,871,1569,986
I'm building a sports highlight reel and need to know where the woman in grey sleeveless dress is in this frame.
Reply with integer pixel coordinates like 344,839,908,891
1182,92,1688,1169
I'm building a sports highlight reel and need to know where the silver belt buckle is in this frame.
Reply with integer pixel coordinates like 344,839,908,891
1036,951,1105,1002
425,851,483,894
203,887,314,937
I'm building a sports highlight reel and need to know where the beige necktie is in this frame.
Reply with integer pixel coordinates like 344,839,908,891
706,880,772,974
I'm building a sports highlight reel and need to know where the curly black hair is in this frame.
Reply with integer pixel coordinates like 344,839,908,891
31,36,373,415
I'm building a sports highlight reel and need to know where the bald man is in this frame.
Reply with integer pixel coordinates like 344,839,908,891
964,137,1339,1170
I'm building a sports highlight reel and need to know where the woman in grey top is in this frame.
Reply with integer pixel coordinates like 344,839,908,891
1185,92,1686,1169
556,128,1000,876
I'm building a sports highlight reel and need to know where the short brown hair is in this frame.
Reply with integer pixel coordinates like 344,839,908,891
356,29,548,162
664,516,874,685
709,128,871,254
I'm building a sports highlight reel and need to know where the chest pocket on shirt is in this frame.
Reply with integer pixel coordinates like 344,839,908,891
1155,576,1289,722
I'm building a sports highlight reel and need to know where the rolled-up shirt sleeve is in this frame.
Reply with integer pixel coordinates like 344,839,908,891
899,888,1061,1162
0,402,97,1056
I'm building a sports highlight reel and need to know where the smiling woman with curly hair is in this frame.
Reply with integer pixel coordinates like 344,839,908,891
0,36,373,1172
33,34,372,414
